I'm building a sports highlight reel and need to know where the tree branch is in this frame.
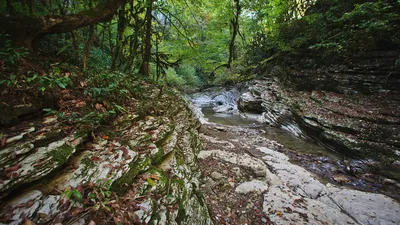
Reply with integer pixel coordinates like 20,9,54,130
0,0,126,48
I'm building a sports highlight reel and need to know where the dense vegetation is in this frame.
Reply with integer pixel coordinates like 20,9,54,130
1,0,399,88
0,0,399,125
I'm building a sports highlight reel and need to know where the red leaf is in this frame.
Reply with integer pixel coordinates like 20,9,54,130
4,163,21,173
33,159,47,167
1,136,6,147
121,146,131,160
90,156,102,161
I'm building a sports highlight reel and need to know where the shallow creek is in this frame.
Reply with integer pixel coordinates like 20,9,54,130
201,106,400,200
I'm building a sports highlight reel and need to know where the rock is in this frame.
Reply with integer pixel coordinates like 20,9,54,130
6,190,43,225
235,180,268,194
382,178,396,185
238,92,263,113
333,174,350,184
71,218,86,225
215,126,227,132
232,167,241,176
1,88,213,225
254,169,266,177
6,127,35,144
211,171,223,180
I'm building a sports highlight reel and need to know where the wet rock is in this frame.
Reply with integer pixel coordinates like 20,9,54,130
235,180,268,194
238,92,263,113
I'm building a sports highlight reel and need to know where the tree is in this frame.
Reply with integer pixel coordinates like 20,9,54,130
0,0,126,49
140,0,155,75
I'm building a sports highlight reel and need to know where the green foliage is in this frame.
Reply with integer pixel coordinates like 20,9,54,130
63,189,83,203
176,64,201,86
165,67,186,87
84,71,132,101
87,46,113,70
62,179,115,211
1,66,70,93
246,0,400,63
0,34,28,67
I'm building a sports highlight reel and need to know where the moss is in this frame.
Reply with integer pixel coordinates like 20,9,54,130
73,129,90,139
48,144,74,165
80,155,96,177
154,127,175,147
151,148,167,166
111,158,151,195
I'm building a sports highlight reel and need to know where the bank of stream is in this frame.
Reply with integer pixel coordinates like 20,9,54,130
194,96,400,224
198,97,400,201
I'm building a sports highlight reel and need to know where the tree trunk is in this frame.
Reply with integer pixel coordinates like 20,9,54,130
227,0,240,68
111,3,126,71
140,0,154,76
0,0,126,49
83,25,95,70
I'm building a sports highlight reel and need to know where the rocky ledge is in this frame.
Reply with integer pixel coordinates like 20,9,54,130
198,122,400,225
0,85,211,225
239,50,400,164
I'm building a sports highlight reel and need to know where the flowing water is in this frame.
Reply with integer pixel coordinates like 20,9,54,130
201,107,341,159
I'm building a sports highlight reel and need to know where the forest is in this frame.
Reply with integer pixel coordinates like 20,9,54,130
0,0,400,224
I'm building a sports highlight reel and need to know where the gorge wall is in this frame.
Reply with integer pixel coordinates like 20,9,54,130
239,50,400,163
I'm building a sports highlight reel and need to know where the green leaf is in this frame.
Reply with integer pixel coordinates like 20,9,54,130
72,190,83,202
146,178,156,186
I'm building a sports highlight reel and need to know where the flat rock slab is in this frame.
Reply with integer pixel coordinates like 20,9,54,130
235,180,268,193
197,123,400,225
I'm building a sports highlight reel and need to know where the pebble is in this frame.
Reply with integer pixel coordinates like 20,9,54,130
232,167,241,176
211,171,223,180
215,126,227,132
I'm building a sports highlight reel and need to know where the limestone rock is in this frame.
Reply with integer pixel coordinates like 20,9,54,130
235,180,268,194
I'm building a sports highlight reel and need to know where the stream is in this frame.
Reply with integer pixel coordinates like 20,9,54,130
195,94,400,201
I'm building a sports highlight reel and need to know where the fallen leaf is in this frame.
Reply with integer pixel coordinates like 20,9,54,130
1,136,6,147
71,208,82,216
90,156,102,161
276,211,283,217
79,81,87,87
23,218,35,225
121,146,131,160
4,163,21,173
33,159,47,167
150,174,160,180
105,144,113,154
75,101,86,108
71,138,81,145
